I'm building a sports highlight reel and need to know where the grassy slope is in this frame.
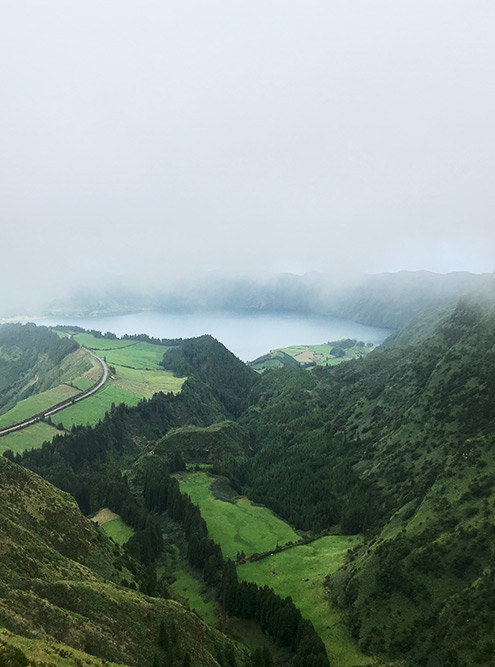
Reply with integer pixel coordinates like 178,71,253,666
0,628,126,667
54,383,143,428
0,323,79,414
0,456,251,667
0,421,61,455
170,565,220,628
101,517,135,546
112,365,185,398
0,384,79,428
238,536,370,667
73,334,168,370
177,471,299,559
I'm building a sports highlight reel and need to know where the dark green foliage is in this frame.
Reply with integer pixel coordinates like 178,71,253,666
16,378,224,511
0,645,29,667
161,335,257,417
154,420,251,464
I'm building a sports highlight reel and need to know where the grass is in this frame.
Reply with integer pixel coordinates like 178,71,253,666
72,333,137,350
170,565,219,627
238,536,371,667
53,383,143,428
112,365,185,398
0,628,126,667
176,471,372,666
101,342,169,370
250,342,375,372
1,333,184,445
73,333,169,370
0,384,79,428
101,517,135,546
55,366,184,428
0,422,60,455
176,472,299,559
69,376,96,391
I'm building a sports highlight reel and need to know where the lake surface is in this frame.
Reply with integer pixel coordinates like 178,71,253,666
35,310,393,362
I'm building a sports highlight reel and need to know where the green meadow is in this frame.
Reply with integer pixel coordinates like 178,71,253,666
250,341,374,371
0,385,79,429
101,517,135,546
238,536,371,667
73,334,168,370
101,342,168,370
112,365,185,398
176,471,371,667
0,422,60,455
71,333,137,350
176,472,299,559
54,383,142,428
69,376,96,391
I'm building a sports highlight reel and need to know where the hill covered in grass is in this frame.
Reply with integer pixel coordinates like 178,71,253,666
0,455,253,667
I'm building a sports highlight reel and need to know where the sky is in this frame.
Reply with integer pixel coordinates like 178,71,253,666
1,1,495,312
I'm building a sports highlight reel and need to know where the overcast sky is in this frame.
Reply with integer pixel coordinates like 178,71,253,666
1,1,494,311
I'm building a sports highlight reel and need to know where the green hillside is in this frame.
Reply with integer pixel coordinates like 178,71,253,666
0,455,252,667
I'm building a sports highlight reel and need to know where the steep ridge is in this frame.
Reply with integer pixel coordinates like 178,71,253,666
0,456,250,667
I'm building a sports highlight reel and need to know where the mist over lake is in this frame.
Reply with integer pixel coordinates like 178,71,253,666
34,310,392,361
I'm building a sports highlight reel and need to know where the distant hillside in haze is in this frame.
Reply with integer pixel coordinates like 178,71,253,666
44,270,492,330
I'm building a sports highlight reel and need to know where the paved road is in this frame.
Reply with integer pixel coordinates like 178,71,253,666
0,348,108,437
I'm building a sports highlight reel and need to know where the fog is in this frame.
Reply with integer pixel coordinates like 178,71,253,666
1,1,495,315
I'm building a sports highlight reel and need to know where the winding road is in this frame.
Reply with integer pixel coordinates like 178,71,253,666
0,348,108,437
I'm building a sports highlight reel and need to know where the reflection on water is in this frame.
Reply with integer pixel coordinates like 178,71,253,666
35,310,393,362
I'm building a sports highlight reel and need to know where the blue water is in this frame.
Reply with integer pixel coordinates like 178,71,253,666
35,310,392,362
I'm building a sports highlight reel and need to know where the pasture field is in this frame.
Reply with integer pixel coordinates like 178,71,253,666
101,342,168,370
0,422,60,455
112,365,185,398
101,517,135,545
72,333,137,350
73,333,168,370
54,383,142,428
69,376,95,391
176,471,299,560
177,471,371,666
0,384,79,429
1,331,185,446
250,341,374,371
238,536,370,667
